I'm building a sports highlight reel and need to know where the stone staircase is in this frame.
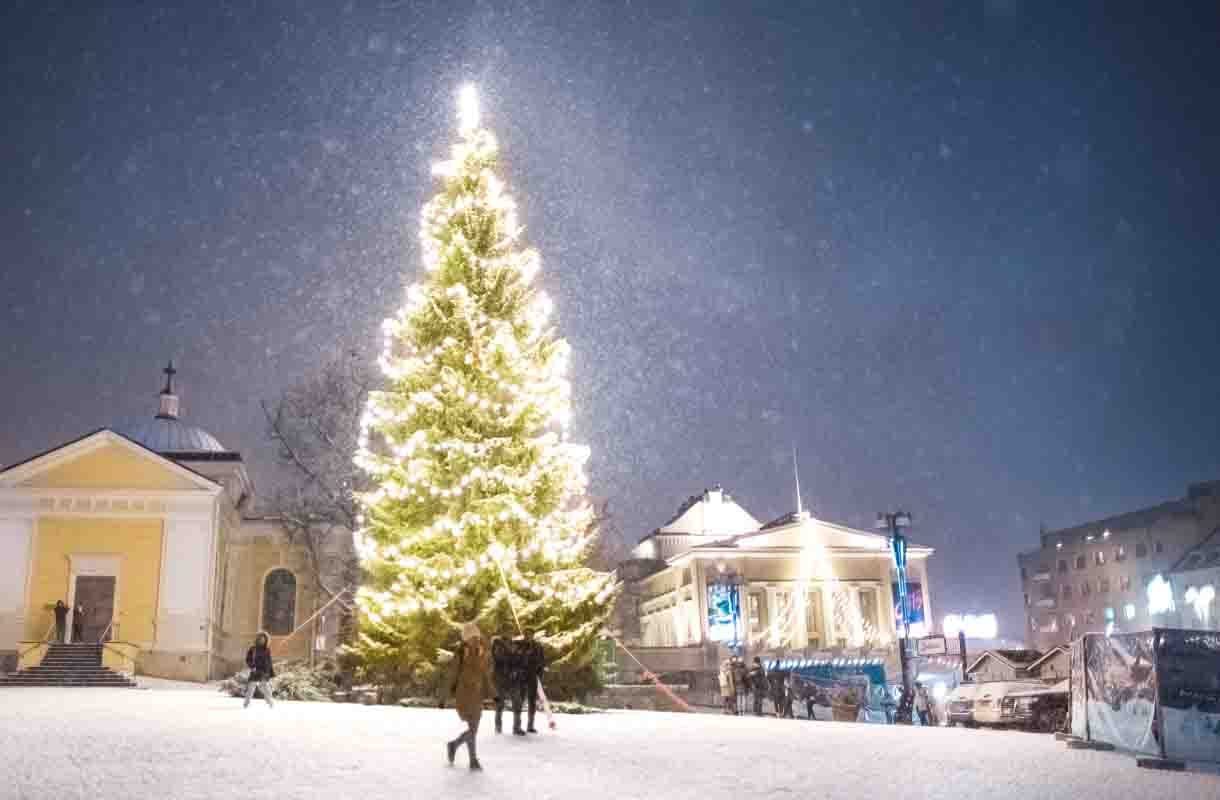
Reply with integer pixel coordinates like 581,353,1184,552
0,643,138,688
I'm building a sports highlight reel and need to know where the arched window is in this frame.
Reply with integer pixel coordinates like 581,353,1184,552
262,569,297,635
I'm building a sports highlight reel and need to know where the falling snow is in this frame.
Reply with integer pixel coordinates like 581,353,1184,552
1,3,1219,639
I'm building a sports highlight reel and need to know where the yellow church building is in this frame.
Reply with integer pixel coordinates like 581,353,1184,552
0,364,349,681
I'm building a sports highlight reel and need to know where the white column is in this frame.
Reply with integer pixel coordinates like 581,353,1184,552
156,517,212,650
0,518,35,651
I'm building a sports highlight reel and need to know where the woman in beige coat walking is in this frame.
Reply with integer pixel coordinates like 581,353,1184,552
447,622,493,771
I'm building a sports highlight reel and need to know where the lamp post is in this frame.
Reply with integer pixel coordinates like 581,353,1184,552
876,510,914,720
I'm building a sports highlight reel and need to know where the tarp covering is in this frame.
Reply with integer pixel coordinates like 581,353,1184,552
1069,628,1220,763
1070,638,1087,739
1083,632,1158,755
1157,629,1220,763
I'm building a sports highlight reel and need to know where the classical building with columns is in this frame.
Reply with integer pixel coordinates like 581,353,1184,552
0,364,349,680
611,487,935,683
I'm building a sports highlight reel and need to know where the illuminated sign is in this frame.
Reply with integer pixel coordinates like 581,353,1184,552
706,582,741,644
892,582,925,625
942,613,998,640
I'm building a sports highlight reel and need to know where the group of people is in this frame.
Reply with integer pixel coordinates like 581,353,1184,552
720,655,939,726
718,656,796,718
448,622,547,771
51,600,87,643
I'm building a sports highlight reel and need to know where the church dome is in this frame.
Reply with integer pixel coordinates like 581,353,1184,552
119,417,226,454
117,360,228,454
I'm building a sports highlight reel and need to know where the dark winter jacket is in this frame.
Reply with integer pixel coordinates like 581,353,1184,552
246,645,275,681
491,638,521,693
519,639,546,681
54,603,68,625
747,665,769,695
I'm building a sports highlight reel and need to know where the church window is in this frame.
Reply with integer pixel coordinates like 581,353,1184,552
262,569,297,636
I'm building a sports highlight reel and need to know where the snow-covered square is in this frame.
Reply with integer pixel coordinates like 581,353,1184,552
1,686,1215,800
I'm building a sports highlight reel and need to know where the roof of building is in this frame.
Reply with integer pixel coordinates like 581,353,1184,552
966,648,1044,675
1169,525,1220,574
117,417,227,454
1026,645,1069,672
116,361,231,455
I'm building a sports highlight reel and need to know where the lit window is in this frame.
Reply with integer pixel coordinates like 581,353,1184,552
1120,575,1132,592
1094,550,1105,566
1124,603,1136,621
1056,541,1063,550
261,569,297,636
1115,545,1126,562
1102,529,1111,539
1065,613,1077,630
1104,607,1115,622
1146,575,1174,615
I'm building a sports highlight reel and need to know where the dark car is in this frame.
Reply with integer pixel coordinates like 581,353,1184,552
1000,684,1069,733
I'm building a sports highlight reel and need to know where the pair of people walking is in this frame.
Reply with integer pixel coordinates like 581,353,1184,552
491,628,546,736
448,622,548,771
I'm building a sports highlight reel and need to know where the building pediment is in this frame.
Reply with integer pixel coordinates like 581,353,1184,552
0,429,221,494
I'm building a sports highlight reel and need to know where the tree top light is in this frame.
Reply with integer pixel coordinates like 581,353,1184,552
458,84,480,133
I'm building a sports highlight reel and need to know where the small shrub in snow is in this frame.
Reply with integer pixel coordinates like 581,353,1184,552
218,659,337,702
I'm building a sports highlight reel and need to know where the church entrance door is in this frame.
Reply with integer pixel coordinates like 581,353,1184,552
73,575,116,642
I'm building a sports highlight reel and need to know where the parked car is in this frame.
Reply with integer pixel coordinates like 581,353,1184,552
1000,681,1069,733
946,683,980,727
971,681,1051,726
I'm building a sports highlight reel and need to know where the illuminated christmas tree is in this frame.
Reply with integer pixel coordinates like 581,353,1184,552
350,86,615,690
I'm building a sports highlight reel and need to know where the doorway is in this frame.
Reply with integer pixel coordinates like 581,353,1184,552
73,575,116,642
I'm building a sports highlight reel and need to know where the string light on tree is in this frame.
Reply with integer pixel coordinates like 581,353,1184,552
349,85,616,685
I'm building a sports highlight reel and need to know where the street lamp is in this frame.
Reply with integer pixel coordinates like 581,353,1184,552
876,510,914,720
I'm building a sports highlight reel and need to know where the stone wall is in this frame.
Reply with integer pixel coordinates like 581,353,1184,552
139,649,209,682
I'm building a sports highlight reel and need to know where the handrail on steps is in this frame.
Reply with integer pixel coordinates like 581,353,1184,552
15,621,56,661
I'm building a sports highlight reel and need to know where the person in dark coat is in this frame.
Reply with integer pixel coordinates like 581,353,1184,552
53,601,69,643
491,636,523,735
243,631,275,708
71,603,86,642
747,657,769,716
517,628,546,733
447,622,493,771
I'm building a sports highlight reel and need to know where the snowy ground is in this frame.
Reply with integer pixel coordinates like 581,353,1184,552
1,687,1215,800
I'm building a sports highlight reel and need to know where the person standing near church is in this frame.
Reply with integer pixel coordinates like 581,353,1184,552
71,602,86,642
517,628,546,733
243,632,275,709
53,600,68,643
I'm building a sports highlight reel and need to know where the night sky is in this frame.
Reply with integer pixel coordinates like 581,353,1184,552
3,1,1219,638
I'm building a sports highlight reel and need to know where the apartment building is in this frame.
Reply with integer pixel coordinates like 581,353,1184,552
1017,480,1220,651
